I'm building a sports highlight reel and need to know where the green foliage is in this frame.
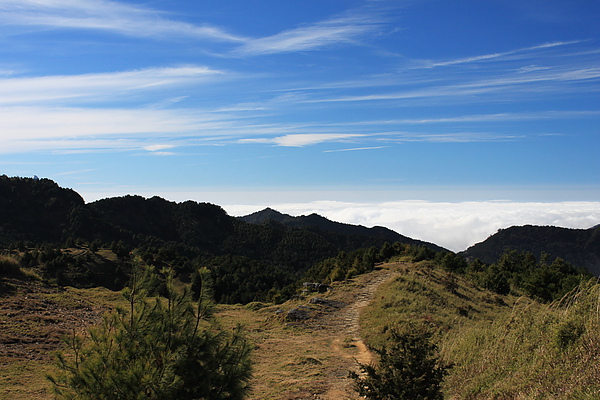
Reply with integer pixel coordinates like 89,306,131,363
441,279,600,399
439,252,468,273
0,175,84,246
0,254,22,277
207,255,299,304
18,245,131,289
465,250,591,301
48,261,252,400
1,176,449,304
304,242,442,285
479,264,511,295
351,328,451,400
463,224,600,276
554,320,585,350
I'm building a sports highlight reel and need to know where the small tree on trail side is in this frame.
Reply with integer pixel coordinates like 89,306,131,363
351,328,451,400
48,259,252,400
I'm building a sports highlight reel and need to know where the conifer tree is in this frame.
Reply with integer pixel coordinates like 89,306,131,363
351,328,450,400
48,259,252,400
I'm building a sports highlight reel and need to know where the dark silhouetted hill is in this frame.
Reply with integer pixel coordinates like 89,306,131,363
462,225,600,276
0,175,85,245
239,208,446,252
0,176,450,302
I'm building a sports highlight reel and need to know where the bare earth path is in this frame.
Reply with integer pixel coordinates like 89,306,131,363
317,269,396,399
221,267,399,400
0,267,398,399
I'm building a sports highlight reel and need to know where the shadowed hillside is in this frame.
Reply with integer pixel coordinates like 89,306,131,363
463,225,600,276
240,207,446,252
0,176,85,245
1,176,447,304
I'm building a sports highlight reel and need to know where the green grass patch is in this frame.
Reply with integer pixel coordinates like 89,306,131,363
441,279,600,399
0,358,56,400
361,264,600,399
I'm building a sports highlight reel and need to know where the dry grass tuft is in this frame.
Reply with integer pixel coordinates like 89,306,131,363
362,264,600,399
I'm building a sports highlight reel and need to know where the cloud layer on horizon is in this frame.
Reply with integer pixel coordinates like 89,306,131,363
223,200,600,252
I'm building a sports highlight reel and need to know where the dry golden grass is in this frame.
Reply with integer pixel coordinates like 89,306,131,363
0,281,122,400
361,262,600,400
6,260,598,400
217,268,397,399
0,358,55,399
1,267,397,400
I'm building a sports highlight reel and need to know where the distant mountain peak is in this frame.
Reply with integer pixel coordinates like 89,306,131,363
240,208,294,224
239,207,447,252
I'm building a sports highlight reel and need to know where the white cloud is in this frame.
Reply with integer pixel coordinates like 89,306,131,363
298,39,600,106
323,146,387,152
222,200,600,252
143,144,175,152
0,0,245,41
305,64,600,104
426,40,584,68
0,66,224,105
0,106,248,153
0,107,202,139
365,110,600,125
0,0,388,56
240,133,366,147
235,13,383,56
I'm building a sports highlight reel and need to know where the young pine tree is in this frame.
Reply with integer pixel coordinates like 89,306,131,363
48,261,252,400
351,328,451,400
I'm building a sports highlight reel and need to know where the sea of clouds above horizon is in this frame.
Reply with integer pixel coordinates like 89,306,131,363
223,201,600,252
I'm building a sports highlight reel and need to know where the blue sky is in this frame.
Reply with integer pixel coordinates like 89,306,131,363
1,0,599,250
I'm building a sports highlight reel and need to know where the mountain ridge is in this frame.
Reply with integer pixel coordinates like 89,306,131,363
2,175,599,277
1,176,451,302
239,207,446,252
462,224,600,275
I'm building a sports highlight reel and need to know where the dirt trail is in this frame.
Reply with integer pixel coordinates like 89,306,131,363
0,267,398,400
315,269,396,399
243,268,397,400
206,267,401,400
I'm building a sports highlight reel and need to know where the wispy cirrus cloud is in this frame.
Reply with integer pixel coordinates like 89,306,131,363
0,0,388,56
425,40,585,68
323,146,387,153
306,64,600,104
336,110,600,126
0,106,197,137
0,66,225,105
240,133,367,147
386,131,523,143
0,105,250,154
283,39,599,107
234,12,385,56
0,0,245,41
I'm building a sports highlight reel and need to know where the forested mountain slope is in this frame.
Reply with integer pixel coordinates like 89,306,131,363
463,224,600,275
0,176,85,245
240,207,446,252
1,176,447,302
0,176,442,264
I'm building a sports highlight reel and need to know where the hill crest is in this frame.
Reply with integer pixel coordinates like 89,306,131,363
463,224,600,275
239,207,446,252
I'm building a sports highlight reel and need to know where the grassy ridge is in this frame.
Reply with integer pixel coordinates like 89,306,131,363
361,262,600,399
3,254,600,399
441,280,600,399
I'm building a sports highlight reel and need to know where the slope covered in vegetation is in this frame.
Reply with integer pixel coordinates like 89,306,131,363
463,224,600,275
361,262,600,399
2,247,600,399
1,175,443,303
